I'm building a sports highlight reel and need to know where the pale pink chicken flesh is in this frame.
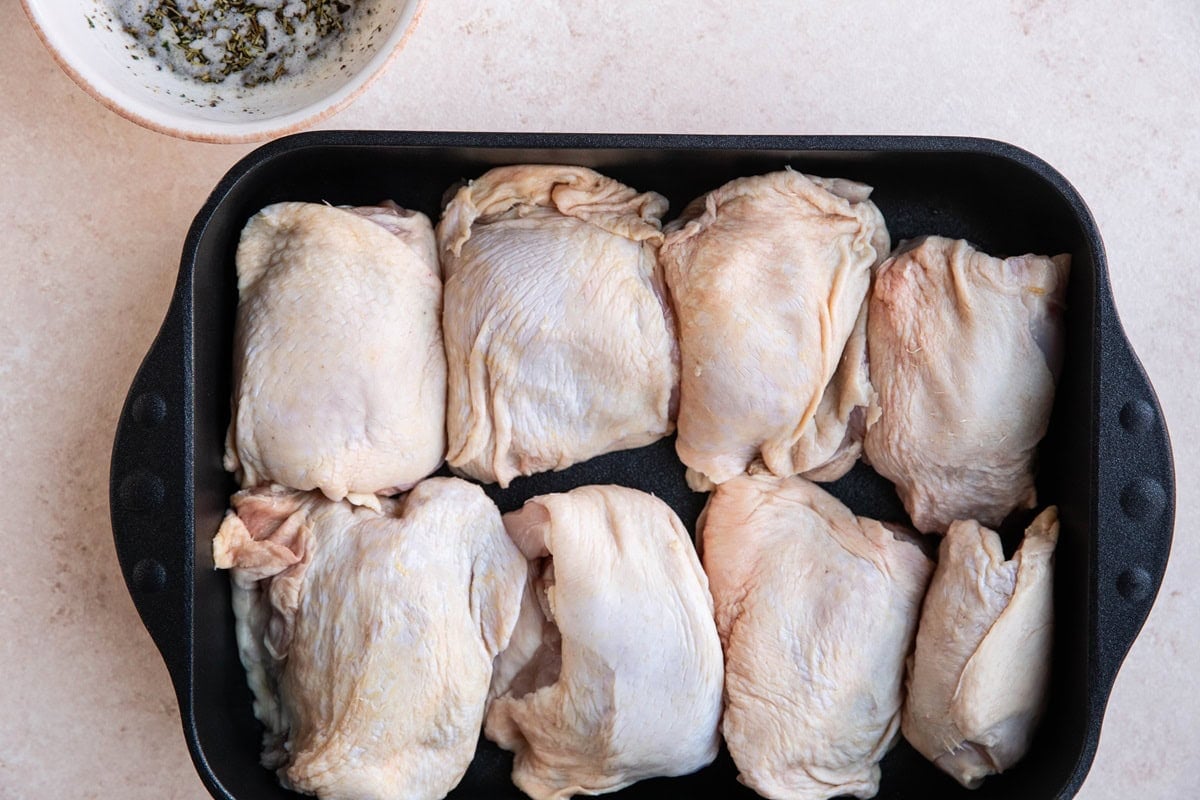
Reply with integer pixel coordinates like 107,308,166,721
659,169,890,490
224,201,447,509
213,478,526,800
902,507,1058,789
700,474,932,800
486,485,724,800
863,236,1070,533
437,166,679,488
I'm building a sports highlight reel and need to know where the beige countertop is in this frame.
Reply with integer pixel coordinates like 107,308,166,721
1,1,1195,798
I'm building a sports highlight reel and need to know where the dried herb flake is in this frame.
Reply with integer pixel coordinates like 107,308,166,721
118,0,355,87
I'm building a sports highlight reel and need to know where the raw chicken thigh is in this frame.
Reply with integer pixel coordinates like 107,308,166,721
225,201,446,508
438,166,678,488
903,507,1058,789
863,236,1070,533
700,474,932,800
213,478,526,800
487,485,724,799
659,169,890,490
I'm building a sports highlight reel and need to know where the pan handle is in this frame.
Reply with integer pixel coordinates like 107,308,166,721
110,293,193,678
1093,300,1175,693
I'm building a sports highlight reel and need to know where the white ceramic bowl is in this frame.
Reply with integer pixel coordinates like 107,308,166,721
21,0,425,143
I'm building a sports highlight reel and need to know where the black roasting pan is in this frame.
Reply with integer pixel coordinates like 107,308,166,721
109,132,1175,800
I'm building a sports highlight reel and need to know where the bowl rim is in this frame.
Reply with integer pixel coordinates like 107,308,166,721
19,0,428,144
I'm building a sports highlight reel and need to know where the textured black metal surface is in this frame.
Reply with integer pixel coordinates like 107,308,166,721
109,133,1175,800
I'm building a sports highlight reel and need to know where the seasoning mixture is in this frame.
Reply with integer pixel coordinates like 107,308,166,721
114,0,355,87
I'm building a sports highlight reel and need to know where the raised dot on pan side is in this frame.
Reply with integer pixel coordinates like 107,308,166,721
131,392,167,427
120,471,165,512
131,558,167,594
1117,567,1153,602
1119,477,1167,522
1119,398,1155,435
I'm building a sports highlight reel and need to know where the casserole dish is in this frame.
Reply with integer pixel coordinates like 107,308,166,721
110,132,1175,800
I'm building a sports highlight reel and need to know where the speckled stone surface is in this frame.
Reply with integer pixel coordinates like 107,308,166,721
1,1,1196,798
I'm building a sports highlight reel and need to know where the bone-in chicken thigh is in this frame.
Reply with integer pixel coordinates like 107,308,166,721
903,507,1058,789
438,166,679,488
213,478,526,800
863,236,1070,533
486,485,724,799
225,201,446,508
700,474,932,800
659,170,890,490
